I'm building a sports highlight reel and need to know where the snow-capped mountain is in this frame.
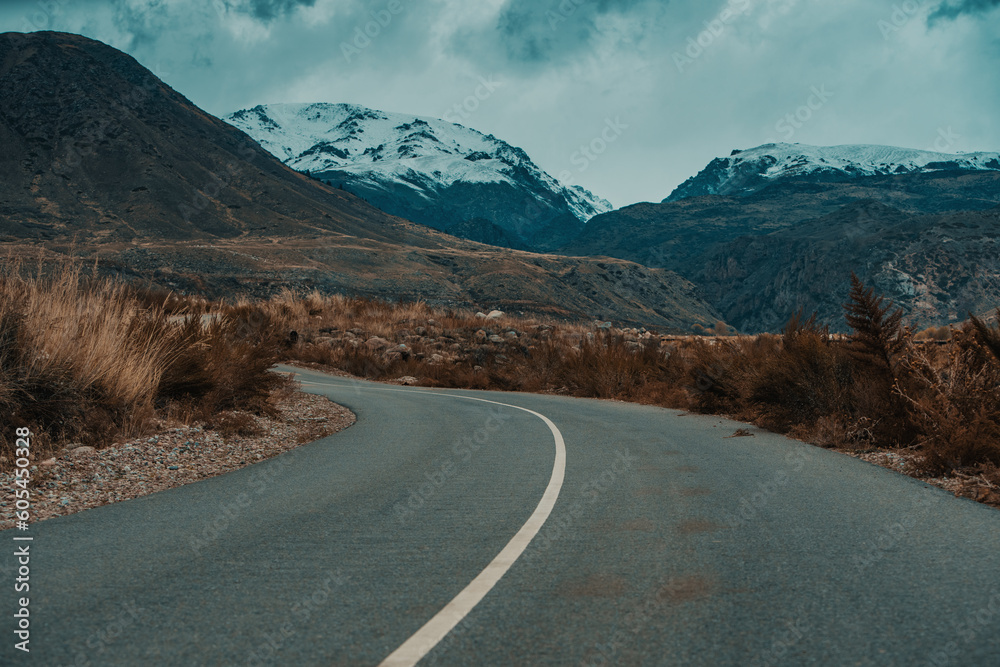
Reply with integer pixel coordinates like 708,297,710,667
225,103,612,250
665,143,1000,202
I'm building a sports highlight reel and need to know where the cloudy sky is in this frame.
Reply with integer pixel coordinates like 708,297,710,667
2,0,999,207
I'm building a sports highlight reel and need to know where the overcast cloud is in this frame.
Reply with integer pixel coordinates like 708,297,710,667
1,0,998,207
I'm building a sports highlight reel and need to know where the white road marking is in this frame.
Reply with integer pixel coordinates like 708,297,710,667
378,393,566,667
291,371,567,667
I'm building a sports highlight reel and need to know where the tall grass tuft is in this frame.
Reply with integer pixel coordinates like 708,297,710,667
0,263,288,466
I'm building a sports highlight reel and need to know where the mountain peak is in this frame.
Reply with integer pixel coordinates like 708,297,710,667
225,102,612,250
665,142,1000,202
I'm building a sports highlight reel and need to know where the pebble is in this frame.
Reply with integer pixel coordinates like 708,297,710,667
0,392,355,530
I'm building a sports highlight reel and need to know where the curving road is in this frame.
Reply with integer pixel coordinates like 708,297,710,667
4,365,1000,666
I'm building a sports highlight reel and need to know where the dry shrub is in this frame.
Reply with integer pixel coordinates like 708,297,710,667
0,264,166,456
741,315,852,432
900,321,1000,473
0,263,290,467
841,275,920,447
279,285,998,478
684,338,740,414
158,305,290,421
915,325,952,341
681,314,853,435
554,334,665,399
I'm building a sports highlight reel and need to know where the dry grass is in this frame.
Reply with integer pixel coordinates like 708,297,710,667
267,282,999,479
0,262,289,468
3,265,996,486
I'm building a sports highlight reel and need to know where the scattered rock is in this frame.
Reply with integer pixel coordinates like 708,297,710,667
488,334,504,344
475,312,487,319
0,391,355,530
365,336,391,350
487,310,504,319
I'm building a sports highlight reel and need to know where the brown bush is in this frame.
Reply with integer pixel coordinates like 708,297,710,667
900,321,1000,473
0,264,289,468
277,283,999,476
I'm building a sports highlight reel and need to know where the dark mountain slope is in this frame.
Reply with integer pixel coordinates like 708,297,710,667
0,31,717,330
561,170,1000,331
0,31,412,244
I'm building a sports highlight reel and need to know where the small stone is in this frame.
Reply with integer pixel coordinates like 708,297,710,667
396,376,419,386
487,310,504,319
168,466,180,470
475,312,487,319
70,446,96,457
40,458,57,466
488,335,504,344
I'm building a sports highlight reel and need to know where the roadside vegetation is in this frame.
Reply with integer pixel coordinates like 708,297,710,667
0,262,289,466
256,276,1000,498
3,263,998,505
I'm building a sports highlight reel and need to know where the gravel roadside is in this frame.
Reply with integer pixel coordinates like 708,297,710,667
1,389,355,530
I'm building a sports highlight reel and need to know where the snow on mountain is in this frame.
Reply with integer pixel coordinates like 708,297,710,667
665,142,1000,202
225,103,612,250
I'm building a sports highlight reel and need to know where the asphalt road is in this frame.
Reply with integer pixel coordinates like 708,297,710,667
4,366,1000,666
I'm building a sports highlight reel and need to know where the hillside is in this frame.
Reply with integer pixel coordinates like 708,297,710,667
0,31,717,331
563,155,1000,331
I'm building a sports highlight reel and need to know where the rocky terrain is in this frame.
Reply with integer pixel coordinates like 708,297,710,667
0,31,718,331
224,103,611,251
0,388,354,529
564,151,1000,332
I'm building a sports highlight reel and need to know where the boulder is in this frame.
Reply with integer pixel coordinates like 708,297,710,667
365,337,391,350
